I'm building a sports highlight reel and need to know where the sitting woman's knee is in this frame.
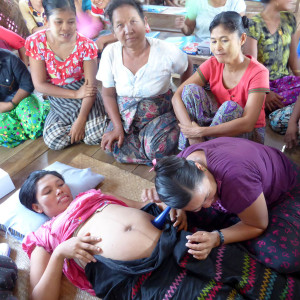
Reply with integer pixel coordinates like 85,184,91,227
182,84,204,99
43,132,70,150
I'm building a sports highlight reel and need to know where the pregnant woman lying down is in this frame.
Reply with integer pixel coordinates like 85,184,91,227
19,170,186,300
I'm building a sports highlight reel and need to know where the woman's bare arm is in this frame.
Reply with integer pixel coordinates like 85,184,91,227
288,33,300,76
68,58,98,143
77,59,98,120
186,192,268,260
180,57,193,83
243,36,258,59
100,86,124,151
30,235,101,300
179,91,265,139
182,18,196,36
29,57,97,99
30,246,64,300
221,192,269,244
0,88,30,113
172,71,205,126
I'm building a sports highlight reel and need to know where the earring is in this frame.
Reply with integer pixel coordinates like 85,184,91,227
195,162,207,172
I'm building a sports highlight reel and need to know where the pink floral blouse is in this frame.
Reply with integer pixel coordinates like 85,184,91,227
25,30,98,86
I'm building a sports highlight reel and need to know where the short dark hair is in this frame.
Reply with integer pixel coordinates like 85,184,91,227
209,11,249,37
105,0,144,25
42,0,76,19
19,170,64,212
154,156,205,209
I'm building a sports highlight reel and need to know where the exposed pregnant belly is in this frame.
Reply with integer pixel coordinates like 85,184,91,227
76,204,162,261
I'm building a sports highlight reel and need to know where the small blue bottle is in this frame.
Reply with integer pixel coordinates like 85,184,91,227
151,206,172,229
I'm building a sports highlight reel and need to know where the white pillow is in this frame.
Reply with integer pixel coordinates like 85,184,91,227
0,162,105,241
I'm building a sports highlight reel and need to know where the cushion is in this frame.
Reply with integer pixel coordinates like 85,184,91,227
0,162,105,241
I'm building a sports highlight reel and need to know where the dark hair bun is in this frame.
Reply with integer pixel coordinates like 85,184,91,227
242,16,249,29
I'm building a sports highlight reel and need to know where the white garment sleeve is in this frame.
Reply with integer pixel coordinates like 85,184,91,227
96,44,115,88
167,43,188,75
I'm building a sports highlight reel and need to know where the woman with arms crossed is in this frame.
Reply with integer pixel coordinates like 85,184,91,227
172,11,269,149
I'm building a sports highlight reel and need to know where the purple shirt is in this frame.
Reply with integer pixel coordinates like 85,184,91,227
178,137,296,214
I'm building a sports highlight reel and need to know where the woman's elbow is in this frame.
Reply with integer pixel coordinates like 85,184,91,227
32,81,46,93
256,216,269,232
244,125,255,134
240,120,256,134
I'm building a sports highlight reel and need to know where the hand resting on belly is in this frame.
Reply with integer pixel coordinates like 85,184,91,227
76,204,162,262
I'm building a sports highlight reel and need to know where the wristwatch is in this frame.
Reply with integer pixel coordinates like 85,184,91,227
213,230,225,246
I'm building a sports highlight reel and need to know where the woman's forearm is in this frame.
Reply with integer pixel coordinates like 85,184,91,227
200,115,256,138
288,97,300,125
289,34,300,76
31,252,64,300
34,81,77,99
11,88,31,105
181,19,195,36
172,72,203,126
77,95,96,121
102,95,123,129
181,24,194,36
172,91,193,126
180,58,193,83
220,221,265,245
198,91,265,138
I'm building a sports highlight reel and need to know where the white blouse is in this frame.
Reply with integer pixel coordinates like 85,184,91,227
187,0,246,41
97,37,188,98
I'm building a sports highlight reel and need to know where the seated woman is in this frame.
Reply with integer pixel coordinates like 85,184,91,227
0,49,49,148
145,137,300,274
97,0,192,164
20,170,186,299
244,0,299,112
172,12,269,149
25,0,107,150
0,26,28,66
175,0,246,42
19,0,47,34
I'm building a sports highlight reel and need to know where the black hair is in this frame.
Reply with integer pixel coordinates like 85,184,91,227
19,170,64,212
260,0,270,3
154,156,205,209
105,0,144,25
209,11,249,37
42,0,76,19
